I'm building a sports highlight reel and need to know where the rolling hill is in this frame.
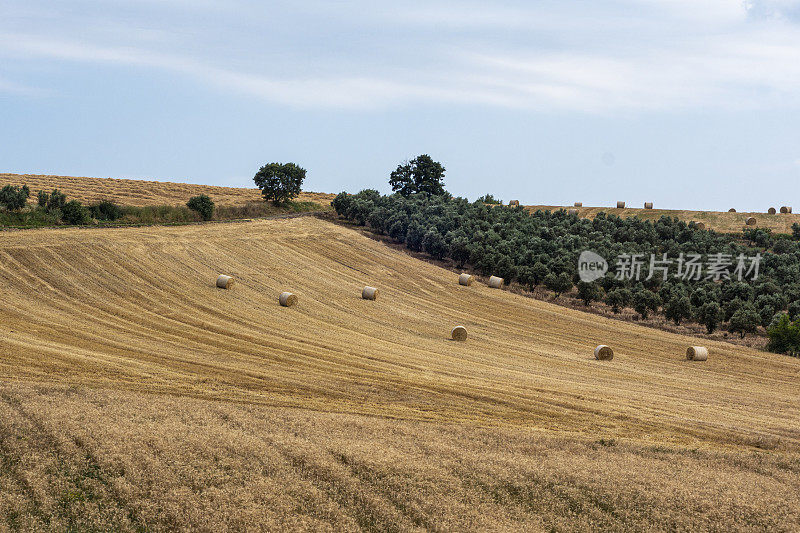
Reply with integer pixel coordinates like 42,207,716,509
1,216,799,530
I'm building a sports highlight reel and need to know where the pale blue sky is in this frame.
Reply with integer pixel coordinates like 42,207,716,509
2,0,800,210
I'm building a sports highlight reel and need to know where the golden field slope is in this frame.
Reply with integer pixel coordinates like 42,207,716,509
526,204,800,234
0,173,335,207
1,217,800,531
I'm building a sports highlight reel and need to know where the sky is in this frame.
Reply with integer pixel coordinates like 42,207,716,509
2,0,800,210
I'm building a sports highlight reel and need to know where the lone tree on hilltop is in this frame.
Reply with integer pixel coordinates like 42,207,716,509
254,162,306,205
389,154,446,197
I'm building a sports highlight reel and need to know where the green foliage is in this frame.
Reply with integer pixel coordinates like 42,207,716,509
697,301,723,334
0,185,30,211
477,193,501,205
664,295,692,325
766,313,800,356
577,281,603,306
389,154,446,197
88,200,123,221
633,289,661,320
544,272,573,298
253,162,306,205
61,200,90,225
186,194,215,221
728,304,761,338
37,189,49,207
45,189,67,212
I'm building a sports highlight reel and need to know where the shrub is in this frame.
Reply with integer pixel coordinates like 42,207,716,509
61,200,90,225
46,190,66,212
89,200,123,221
633,289,661,320
254,162,306,205
186,194,215,221
577,281,603,306
729,305,761,338
664,295,692,325
0,185,30,211
37,189,49,207
544,272,572,298
697,302,722,334
766,313,800,356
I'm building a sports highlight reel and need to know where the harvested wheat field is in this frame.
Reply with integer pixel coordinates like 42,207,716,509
525,204,800,234
0,173,334,207
1,217,800,531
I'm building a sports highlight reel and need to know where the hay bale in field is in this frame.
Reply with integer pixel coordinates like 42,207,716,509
746,217,757,226
216,275,234,289
616,201,625,208
594,345,614,360
488,275,504,289
362,286,379,300
279,292,297,307
781,206,792,213
451,326,468,341
568,208,579,216
768,207,776,214
729,208,736,212
644,202,653,209
695,222,706,230
458,273,474,286
686,346,708,361
574,202,582,207
509,200,520,207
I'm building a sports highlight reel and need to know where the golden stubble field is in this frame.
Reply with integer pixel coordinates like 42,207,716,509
1,216,799,531
0,173,335,207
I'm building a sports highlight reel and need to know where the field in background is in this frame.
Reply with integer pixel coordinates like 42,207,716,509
0,173,335,208
526,204,800,234
1,217,799,530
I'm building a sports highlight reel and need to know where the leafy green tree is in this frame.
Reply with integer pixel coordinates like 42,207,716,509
793,223,800,241
46,189,66,212
604,289,625,313
477,193,501,204
577,281,602,306
544,272,572,298
633,289,660,320
37,190,48,208
729,305,761,338
697,301,723,334
61,200,90,225
88,200,123,221
766,313,800,355
448,233,471,268
422,230,447,260
664,295,692,325
253,162,306,205
389,155,446,197
530,262,550,288
186,195,215,221
0,185,30,211
405,220,426,251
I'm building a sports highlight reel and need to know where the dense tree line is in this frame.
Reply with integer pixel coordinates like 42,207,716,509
333,189,800,356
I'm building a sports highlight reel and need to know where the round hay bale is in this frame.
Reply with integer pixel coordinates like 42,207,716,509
216,275,234,289
279,292,297,307
781,206,792,214
451,326,468,341
644,202,653,209
568,208,579,216
362,286,379,300
746,217,757,226
695,222,706,230
686,346,708,361
728,208,736,212
768,207,776,214
488,275,504,289
574,202,583,207
594,345,614,360
616,201,625,209
458,273,474,286
509,200,520,207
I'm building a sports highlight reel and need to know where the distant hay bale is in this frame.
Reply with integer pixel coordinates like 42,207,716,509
695,222,706,230
781,206,792,214
509,200,520,207
594,345,614,360
574,202,583,207
616,201,625,208
488,276,504,289
279,292,297,307
768,207,776,214
568,208,579,216
216,275,234,289
729,208,736,212
362,286,379,300
686,346,708,361
451,326,468,341
746,217,757,226
458,273,474,286
644,202,653,209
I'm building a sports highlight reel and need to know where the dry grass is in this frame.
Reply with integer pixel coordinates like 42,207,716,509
525,204,800,234
0,173,335,208
1,217,800,530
